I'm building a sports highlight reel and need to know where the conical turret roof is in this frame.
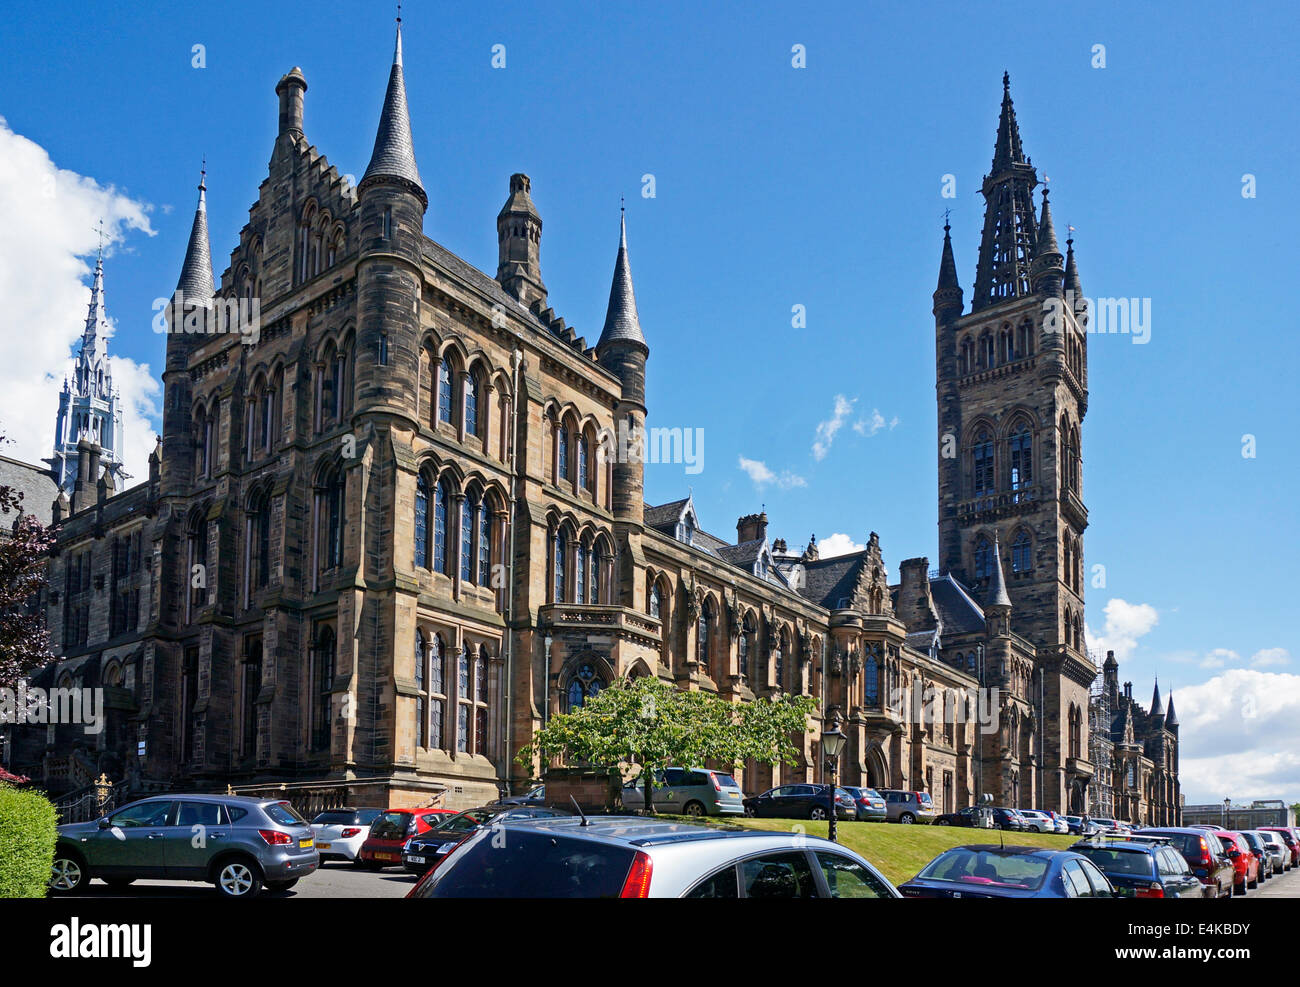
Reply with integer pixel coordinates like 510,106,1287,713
597,211,646,351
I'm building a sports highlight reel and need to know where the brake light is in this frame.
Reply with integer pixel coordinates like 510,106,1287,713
341,828,361,838
710,774,723,792
619,851,654,898
1199,838,1214,866
1135,882,1165,899
258,829,292,846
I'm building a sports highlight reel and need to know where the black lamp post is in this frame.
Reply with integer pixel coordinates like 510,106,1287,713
1223,796,1230,829
822,719,848,843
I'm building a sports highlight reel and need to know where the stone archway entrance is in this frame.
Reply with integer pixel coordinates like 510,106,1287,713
865,745,889,789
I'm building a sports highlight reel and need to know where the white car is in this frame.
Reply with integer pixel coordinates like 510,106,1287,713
1041,810,1069,834
309,807,384,864
1018,809,1055,833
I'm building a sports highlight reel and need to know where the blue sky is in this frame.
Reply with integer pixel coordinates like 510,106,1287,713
1,1,1297,800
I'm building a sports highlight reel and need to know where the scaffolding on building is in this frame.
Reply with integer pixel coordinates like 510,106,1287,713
1088,677,1114,818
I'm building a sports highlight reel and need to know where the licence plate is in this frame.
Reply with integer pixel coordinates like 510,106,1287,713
408,855,425,865
317,842,331,850
299,838,314,849
378,853,397,861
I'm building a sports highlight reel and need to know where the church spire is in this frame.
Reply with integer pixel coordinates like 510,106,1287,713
597,209,647,353
176,168,214,300
80,237,109,367
972,73,1040,311
986,534,1012,610
360,19,427,211
1150,677,1164,717
1030,187,1064,294
1165,691,1178,728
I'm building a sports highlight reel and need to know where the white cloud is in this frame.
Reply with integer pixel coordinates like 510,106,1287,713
1173,669,1300,804
812,395,854,460
1199,648,1240,669
852,409,900,436
1251,647,1291,668
0,116,156,484
737,455,806,491
818,533,865,558
1085,598,1159,662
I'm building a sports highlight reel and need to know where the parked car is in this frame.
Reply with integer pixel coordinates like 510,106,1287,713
743,784,857,821
879,789,935,824
309,807,384,864
1018,810,1056,833
49,794,319,899
1065,815,1105,836
841,786,888,822
1260,827,1300,868
1216,831,1260,893
407,815,901,898
401,805,572,873
898,845,1115,898
1254,829,1291,872
1137,828,1235,898
991,807,1024,831
1238,830,1274,881
357,808,456,869
933,806,995,828
1069,835,1203,899
620,767,745,817
1041,810,1070,834
1091,817,1132,834
492,785,545,807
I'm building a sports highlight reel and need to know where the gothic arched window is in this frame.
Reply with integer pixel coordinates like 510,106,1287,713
575,542,587,604
1012,530,1032,573
648,582,661,619
863,644,880,705
312,624,335,751
478,503,492,587
465,371,480,438
974,536,993,581
1009,426,1033,491
438,360,453,425
698,601,713,670
433,478,449,574
557,425,570,482
973,429,995,496
566,660,604,711
553,529,568,603
415,473,429,569
460,496,474,582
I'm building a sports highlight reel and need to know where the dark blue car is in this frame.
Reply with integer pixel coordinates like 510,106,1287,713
1070,836,1204,898
898,845,1115,898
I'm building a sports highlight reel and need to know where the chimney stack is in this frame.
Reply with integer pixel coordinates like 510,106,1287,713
736,511,768,543
897,558,938,632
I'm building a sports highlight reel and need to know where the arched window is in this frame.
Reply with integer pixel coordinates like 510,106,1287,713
577,433,589,492
557,425,569,482
959,336,975,375
999,327,1012,363
433,478,449,574
566,661,604,711
420,350,435,428
186,511,207,621
473,647,489,756
312,625,335,751
648,582,661,619
1012,530,1032,573
1017,321,1034,358
774,634,786,692
1009,425,1033,491
972,429,995,496
553,529,567,603
415,629,427,748
465,371,479,438
478,503,492,587
414,474,429,569
698,601,713,671
974,536,993,581
738,618,752,679
575,541,587,604
438,360,453,425
315,468,344,579
981,333,995,369
589,543,603,604
460,496,474,582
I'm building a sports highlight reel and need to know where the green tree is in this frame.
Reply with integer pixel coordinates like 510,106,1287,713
0,431,55,689
518,676,819,814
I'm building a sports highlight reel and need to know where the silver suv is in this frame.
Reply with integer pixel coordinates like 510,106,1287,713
49,794,319,898
879,789,936,824
620,767,745,816
409,816,901,898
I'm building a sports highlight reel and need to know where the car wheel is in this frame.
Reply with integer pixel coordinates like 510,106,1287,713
935,819,949,826
48,853,88,894
683,801,707,817
265,879,298,893
899,813,915,825
214,859,263,899
743,805,756,817
102,877,136,891
809,806,828,821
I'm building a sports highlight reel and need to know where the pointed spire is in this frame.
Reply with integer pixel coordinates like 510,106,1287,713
597,209,647,352
936,219,960,293
1036,187,1060,256
360,20,427,209
972,73,1039,311
1030,187,1065,294
1151,678,1164,717
987,534,1012,610
176,167,214,300
1065,232,1085,306
1164,692,1178,727
80,247,108,364
992,71,1026,172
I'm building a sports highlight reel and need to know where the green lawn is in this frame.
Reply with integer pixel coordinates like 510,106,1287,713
667,816,1078,886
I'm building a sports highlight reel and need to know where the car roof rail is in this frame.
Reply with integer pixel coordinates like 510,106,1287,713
1077,833,1171,845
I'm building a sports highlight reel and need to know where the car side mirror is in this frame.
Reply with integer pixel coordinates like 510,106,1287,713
97,817,111,829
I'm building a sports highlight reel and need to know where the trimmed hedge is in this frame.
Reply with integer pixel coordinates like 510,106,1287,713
0,783,57,898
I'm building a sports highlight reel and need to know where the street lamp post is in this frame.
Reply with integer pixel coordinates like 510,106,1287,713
822,719,848,843
1223,796,1230,829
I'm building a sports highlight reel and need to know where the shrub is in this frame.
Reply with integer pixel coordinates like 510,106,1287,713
0,782,57,898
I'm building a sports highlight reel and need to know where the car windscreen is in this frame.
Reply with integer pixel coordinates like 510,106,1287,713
370,811,412,838
264,802,306,826
917,793,933,804
434,809,496,834
416,830,637,898
917,850,1049,890
313,810,360,825
1073,847,1154,877
711,774,741,789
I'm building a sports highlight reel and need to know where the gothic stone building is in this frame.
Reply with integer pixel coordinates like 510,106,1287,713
7,36,1179,815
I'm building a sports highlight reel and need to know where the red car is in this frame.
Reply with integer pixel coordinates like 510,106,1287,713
1261,827,1300,868
1219,831,1259,893
357,808,455,869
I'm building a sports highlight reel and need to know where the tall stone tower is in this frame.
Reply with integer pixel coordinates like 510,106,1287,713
934,74,1095,812
49,245,127,491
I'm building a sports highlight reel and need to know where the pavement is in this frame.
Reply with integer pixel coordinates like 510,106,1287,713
1247,863,1300,899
